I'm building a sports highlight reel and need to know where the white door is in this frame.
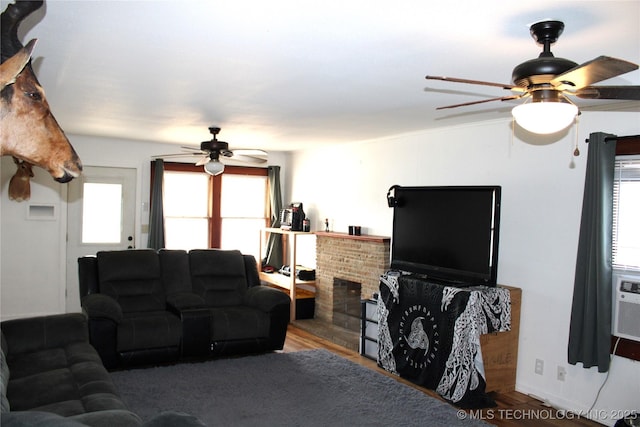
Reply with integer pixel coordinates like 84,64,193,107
66,166,137,312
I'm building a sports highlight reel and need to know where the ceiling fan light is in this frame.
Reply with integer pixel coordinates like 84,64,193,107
512,101,578,134
204,159,225,176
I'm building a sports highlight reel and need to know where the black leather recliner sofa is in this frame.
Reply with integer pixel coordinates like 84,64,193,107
78,249,290,369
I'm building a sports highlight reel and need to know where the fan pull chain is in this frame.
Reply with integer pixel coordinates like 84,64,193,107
573,116,580,156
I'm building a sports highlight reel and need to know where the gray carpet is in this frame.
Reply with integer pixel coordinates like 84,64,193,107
111,349,491,427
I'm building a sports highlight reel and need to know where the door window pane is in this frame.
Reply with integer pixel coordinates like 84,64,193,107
82,183,123,244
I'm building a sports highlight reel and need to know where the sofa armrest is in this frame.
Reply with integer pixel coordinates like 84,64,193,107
78,255,99,297
244,286,291,312
81,294,123,323
166,293,207,311
0,313,89,356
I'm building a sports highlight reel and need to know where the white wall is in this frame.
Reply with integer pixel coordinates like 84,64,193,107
0,134,288,320
0,162,68,317
288,112,640,426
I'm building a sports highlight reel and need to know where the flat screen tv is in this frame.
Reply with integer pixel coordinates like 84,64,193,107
389,185,501,286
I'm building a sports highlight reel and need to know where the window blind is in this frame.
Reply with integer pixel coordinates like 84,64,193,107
612,156,640,271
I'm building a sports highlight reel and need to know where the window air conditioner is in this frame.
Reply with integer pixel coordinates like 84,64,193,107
613,275,640,342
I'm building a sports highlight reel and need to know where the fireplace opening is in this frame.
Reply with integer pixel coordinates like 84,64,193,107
333,278,362,332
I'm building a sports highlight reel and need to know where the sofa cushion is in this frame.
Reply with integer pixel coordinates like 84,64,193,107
117,312,182,353
189,250,247,307
6,340,124,413
7,339,101,379
97,250,165,313
209,306,270,341
2,314,88,356
158,250,192,295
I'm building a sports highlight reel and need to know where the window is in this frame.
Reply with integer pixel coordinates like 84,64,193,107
158,163,268,261
82,182,123,244
612,156,640,272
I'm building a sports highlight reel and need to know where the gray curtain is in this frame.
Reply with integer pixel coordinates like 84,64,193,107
264,165,283,268
568,132,617,372
147,159,165,249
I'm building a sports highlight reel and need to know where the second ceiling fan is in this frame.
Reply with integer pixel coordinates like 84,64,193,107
156,127,267,175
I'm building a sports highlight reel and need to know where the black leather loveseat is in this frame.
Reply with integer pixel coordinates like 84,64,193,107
1,313,205,427
78,249,290,369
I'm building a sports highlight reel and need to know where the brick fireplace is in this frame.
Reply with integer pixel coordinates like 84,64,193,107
314,232,390,325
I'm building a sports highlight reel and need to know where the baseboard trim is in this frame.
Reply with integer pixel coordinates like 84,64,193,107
515,384,616,427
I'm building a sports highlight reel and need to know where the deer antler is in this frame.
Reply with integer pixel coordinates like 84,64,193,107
1,0,43,63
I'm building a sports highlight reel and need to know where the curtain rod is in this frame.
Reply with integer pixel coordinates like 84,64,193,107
585,135,640,143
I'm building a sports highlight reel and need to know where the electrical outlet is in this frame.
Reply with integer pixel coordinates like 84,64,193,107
557,366,567,381
535,359,544,375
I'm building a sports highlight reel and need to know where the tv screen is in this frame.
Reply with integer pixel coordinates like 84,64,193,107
390,186,501,286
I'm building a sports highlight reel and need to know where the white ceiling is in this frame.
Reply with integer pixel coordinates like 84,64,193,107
5,0,640,152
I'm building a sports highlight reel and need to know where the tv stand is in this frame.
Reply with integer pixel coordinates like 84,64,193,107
378,272,521,402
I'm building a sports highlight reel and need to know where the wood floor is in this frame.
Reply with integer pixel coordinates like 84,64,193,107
283,324,603,427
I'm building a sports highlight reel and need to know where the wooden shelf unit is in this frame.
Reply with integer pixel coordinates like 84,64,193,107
259,228,316,321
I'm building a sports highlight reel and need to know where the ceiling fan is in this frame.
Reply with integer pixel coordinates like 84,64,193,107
425,20,639,134
154,126,267,175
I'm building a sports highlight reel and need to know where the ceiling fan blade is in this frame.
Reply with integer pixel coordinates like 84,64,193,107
573,85,640,100
233,149,268,163
233,149,268,156
551,56,639,90
180,145,203,152
152,152,203,159
426,75,524,92
231,153,268,164
195,155,210,166
436,95,525,110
